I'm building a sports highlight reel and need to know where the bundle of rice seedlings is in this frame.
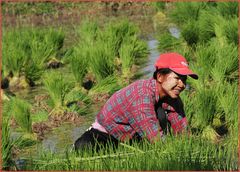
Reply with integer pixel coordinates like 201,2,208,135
103,19,139,57
220,17,238,45
169,2,206,24
43,71,74,109
216,1,238,19
76,19,99,46
198,9,218,43
89,75,123,96
210,39,238,82
2,117,22,170
181,20,199,46
88,40,115,83
157,32,182,52
70,46,89,86
2,28,31,77
10,97,32,133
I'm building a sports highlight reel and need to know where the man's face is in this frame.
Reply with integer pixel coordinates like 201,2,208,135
158,72,187,98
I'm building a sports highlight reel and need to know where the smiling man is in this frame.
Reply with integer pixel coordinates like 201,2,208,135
74,52,198,151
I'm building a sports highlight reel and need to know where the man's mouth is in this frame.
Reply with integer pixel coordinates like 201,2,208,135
173,89,181,95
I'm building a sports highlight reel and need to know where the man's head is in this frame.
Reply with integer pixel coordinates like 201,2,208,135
154,52,198,99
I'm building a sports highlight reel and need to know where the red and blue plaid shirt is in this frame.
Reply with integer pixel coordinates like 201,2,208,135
96,78,188,142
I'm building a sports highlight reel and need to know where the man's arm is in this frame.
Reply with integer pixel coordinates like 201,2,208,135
162,97,188,134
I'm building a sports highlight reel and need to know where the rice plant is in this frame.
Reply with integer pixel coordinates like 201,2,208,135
2,117,22,170
2,28,31,77
2,27,66,87
219,16,238,45
43,71,74,109
65,88,91,115
88,40,116,83
157,32,182,52
69,46,89,86
103,19,139,57
169,2,207,24
30,27,65,67
76,19,99,46
23,135,238,170
210,39,238,82
216,1,238,19
89,75,123,96
216,81,238,134
181,20,199,46
10,97,33,133
119,35,148,77
198,9,218,43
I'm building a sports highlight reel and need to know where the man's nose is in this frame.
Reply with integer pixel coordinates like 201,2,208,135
178,79,186,89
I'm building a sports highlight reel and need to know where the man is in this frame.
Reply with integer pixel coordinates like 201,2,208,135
74,52,198,151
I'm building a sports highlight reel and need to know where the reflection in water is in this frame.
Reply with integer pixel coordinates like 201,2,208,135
169,27,180,39
142,39,160,79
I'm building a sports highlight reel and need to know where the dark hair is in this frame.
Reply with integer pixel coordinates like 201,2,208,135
153,68,172,79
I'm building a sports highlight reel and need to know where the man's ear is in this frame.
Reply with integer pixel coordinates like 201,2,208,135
157,73,164,83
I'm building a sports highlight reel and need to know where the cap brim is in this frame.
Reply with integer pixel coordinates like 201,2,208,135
170,67,198,80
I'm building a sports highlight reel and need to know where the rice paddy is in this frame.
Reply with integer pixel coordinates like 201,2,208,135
1,1,238,171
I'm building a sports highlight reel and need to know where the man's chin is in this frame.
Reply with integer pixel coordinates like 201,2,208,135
169,94,180,99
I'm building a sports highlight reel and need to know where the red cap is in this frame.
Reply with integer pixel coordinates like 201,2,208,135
154,52,198,79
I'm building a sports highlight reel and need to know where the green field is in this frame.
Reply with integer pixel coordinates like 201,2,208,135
2,1,238,170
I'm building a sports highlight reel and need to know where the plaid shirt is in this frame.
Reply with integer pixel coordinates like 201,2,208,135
96,78,188,142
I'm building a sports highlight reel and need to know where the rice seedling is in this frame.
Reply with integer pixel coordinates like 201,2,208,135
23,135,237,170
181,20,199,46
65,88,91,115
169,2,207,24
2,28,31,77
10,97,33,133
2,27,66,87
210,39,238,82
157,31,182,52
76,19,99,46
216,81,238,134
2,117,22,170
88,40,116,83
103,19,139,57
89,75,123,96
43,71,74,110
119,35,148,77
69,46,89,86
30,27,65,66
197,9,218,43
216,1,238,19
218,16,238,45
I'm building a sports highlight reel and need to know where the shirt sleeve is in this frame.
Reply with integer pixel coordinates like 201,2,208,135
128,94,162,142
